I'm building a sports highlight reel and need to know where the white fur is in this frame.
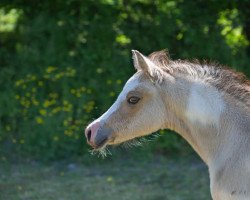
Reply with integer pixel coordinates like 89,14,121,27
185,82,225,127
246,157,250,173
98,73,140,122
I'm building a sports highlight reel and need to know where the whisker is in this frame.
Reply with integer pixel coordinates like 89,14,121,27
120,133,160,149
89,145,112,158
121,138,144,149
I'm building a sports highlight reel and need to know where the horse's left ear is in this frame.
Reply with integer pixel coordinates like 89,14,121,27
132,50,163,83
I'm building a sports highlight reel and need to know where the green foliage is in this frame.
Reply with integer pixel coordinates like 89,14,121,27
0,0,249,160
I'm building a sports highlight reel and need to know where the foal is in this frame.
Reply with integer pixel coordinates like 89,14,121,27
85,50,250,200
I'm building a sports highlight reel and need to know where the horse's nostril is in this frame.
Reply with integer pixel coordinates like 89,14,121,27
87,129,91,142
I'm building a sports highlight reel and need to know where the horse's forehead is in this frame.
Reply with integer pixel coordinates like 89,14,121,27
122,73,142,93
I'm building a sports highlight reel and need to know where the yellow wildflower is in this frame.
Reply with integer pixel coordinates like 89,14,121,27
66,67,76,76
52,107,61,114
55,72,64,80
63,103,72,112
31,75,37,81
64,129,73,136
36,117,44,124
63,120,68,126
43,100,55,107
63,100,69,105
15,79,24,87
83,101,95,113
49,93,58,99
76,92,81,97
109,92,115,97
32,98,39,106
20,99,30,108
116,79,122,84
39,109,47,116
46,66,57,73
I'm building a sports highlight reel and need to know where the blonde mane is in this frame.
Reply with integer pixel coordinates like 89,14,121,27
149,50,250,108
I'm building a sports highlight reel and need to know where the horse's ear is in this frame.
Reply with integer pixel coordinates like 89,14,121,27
132,50,163,82
132,50,154,72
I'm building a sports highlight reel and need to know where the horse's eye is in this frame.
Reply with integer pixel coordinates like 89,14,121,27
127,96,140,104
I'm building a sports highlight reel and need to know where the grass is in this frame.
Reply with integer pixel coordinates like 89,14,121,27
0,153,211,200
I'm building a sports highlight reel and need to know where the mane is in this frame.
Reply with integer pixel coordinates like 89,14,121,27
148,50,250,108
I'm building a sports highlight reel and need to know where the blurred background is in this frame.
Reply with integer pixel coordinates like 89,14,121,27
0,0,249,199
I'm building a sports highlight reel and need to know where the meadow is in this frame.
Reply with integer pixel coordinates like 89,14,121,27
1,153,211,200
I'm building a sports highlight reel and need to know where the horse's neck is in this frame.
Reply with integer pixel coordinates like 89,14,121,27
162,77,247,165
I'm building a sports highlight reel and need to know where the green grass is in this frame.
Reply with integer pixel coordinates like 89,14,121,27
0,154,211,200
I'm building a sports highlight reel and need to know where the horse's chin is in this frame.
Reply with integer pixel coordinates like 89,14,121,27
109,135,145,147
107,137,128,146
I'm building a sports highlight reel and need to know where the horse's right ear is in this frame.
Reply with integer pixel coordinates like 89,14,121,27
132,49,160,73
132,50,153,71
131,50,164,83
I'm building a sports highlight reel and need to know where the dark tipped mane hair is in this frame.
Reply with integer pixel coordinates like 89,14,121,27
148,50,250,108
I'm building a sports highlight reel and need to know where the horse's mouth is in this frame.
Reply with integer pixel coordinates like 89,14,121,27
93,138,109,150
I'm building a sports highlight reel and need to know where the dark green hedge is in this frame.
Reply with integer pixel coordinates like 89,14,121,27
0,0,249,161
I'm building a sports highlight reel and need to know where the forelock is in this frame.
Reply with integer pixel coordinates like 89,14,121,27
148,49,172,73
